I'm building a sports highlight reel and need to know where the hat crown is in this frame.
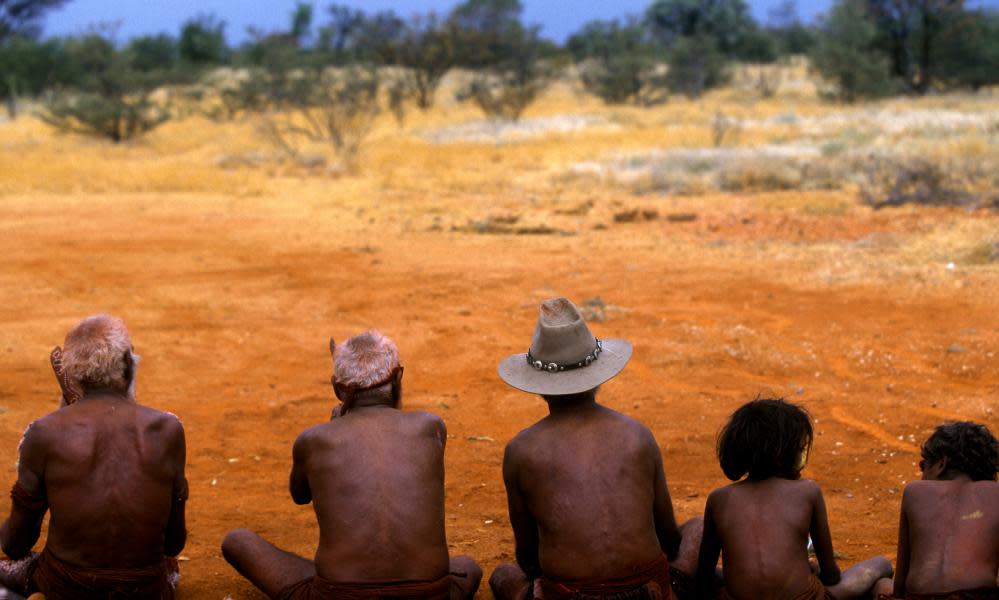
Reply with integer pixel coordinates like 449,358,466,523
529,298,597,365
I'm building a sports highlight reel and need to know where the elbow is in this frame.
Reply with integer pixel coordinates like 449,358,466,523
514,551,540,579
1,522,36,560
164,528,187,557
3,538,30,560
819,568,841,587
663,532,682,561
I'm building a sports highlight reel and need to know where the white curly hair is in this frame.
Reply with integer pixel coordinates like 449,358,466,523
61,315,138,396
334,330,400,389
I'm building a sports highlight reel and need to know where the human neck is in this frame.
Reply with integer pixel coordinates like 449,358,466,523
80,388,132,402
934,470,973,482
543,391,598,416
349,392,398,411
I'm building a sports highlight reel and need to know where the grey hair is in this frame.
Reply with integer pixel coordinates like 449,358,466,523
334,330,400,389
61,315,138,396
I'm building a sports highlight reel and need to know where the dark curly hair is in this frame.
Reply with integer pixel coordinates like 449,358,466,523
921,421,999,481
717,398,813,481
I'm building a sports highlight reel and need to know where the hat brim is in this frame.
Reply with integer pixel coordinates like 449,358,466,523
497,339,632,395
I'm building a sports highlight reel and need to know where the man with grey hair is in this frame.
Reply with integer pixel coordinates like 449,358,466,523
0,314,188,599
221,330,482,600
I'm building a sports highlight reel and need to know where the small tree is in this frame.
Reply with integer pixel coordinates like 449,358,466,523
449,0,524,68
569,19,667,105
246,63,381,170
646,0,757,57
459,25,552,121
865,0,968,93
391,14,454,110
179,14,228,67
664,34,729,97
0,0,69,42
811,0,895,101
40,33,170,142
646,0,748,96
933,9,999,90
125,34,178,73
0,34,60,117
0,0,69,117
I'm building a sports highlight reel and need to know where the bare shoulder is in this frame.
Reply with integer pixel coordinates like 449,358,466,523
795,477,823,493
901,480,933,499
295,421,330,448
18,413,57,452
404,410,446,431
706,485,732,505
789,478,824,501
600,407,660,450
504,422,542,464
138,406,184,434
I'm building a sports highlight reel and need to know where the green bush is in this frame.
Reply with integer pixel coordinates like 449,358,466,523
40,33,170,142
458,26,552,121
569,19,667,105
664,34,729,97
0,35,62,118
810,0,896,101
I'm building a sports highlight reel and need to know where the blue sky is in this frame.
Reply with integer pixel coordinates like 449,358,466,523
43,0,999,44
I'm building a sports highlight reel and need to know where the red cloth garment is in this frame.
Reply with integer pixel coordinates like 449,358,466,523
716,575,832,600
276,573,455,600
30,547,174,600
533,554,673,600
905,589,999,600
10,481,47,513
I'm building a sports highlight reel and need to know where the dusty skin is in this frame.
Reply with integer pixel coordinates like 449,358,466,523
1,77,998,598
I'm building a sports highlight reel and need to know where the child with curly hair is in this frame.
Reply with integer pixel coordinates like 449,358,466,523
695,398,892,599
873,421,999,600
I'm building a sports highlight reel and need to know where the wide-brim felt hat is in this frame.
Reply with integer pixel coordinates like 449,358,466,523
498,297,632,395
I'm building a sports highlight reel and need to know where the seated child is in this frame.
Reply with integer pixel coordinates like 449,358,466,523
873,421,999,600
695,398,892,600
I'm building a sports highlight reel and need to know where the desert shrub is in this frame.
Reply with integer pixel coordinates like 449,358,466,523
448,0,525,69
734,63,782,99
390,15,455,110
569,19,667,106
718,159,802,191
0,35,62,118
858,155,978,209
179,14,228,67
40,33,170,142
125,34,178,73
458,26,552,121
933,9,999,91
664,34,730,98
645,0,758,57
810,0,895,101
246,64,381,170
42,92,169,142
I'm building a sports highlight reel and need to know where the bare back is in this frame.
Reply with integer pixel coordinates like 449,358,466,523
504,404,669,579
899,480,999,594
704,478,828,600
25,396,186,567
291,407,449,582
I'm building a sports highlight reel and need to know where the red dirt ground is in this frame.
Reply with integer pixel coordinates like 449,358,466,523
0,191,996,599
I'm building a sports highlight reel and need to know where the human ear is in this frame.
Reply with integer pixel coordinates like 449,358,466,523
122,350,135,383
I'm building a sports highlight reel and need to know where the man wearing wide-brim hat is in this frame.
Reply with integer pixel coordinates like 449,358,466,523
490,298,702,600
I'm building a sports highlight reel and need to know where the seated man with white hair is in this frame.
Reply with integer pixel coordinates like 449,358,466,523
222,330,482,600
0,315,188,599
